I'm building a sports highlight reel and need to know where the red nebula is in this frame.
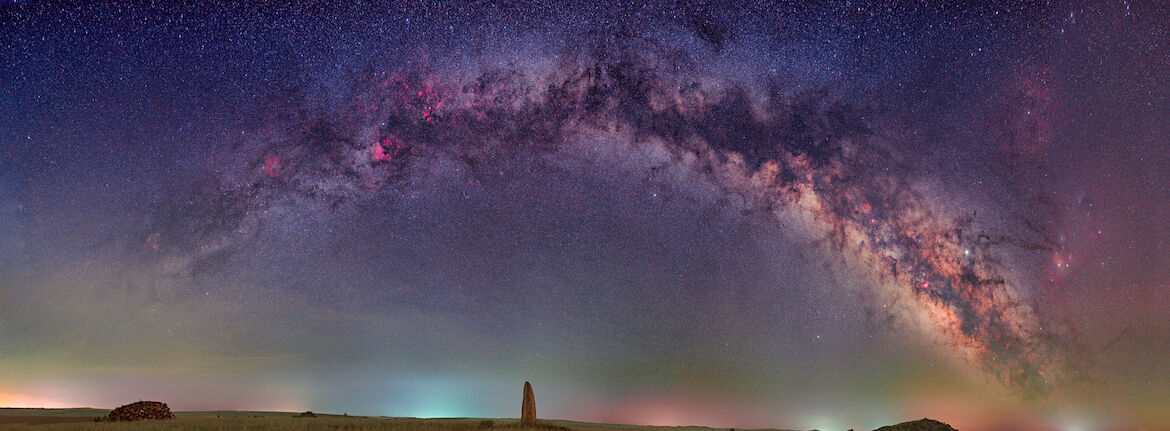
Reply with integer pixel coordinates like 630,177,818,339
372,142,389,161
373,136,403,162
145,232,161,251
262,156,282,177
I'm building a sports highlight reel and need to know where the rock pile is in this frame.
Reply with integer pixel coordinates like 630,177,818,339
873,418,958,431
521,381,537,425
107,401,175,421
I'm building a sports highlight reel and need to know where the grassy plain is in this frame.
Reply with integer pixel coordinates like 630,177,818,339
0,410,797,431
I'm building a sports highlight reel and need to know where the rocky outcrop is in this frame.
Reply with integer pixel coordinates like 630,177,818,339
873,418,958,431
107,401,175,421
521,381,537,425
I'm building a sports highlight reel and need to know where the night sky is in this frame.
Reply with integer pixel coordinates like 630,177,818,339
2,1,1168,430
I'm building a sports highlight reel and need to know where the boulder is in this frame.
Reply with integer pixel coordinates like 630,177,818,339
107,401,175,421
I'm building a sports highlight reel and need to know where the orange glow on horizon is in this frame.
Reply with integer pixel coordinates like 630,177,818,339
0,391,73,409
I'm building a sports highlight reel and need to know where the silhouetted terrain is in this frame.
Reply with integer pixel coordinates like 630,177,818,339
872,418,957,431
0,408,960,431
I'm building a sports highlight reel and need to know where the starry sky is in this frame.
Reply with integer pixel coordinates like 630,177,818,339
1,1,1168,430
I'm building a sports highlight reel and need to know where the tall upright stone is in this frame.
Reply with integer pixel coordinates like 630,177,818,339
521,381,537,425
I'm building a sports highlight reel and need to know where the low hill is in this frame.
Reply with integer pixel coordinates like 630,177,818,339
873,418,958,431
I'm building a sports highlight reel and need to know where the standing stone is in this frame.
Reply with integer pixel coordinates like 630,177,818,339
521,381,537,425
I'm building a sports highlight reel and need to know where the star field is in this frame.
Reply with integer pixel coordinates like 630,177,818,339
1,2,1169,431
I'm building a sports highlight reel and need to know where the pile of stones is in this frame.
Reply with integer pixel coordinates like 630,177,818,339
107,401,175,421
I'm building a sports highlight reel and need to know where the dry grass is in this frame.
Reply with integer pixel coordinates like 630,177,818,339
0,410,799,431
0,417,577,431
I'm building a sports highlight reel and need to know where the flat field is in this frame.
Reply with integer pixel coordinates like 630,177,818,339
0,409,796,431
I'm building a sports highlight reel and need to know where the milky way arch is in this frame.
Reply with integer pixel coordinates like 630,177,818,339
140,31,1076,397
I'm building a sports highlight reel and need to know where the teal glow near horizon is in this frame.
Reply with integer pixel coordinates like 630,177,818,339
389,374,491,419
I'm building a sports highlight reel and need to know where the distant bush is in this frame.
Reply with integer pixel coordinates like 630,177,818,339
479,420,496,428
